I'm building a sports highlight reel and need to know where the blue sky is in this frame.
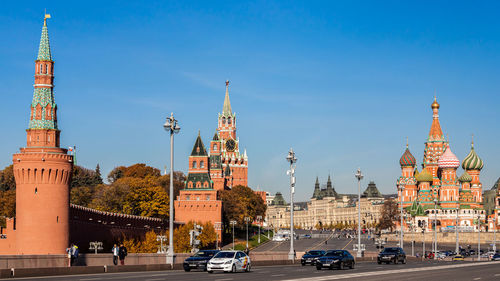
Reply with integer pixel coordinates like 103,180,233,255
1,1,499,201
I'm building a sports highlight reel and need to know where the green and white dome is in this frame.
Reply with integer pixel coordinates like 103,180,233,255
462,143,484,171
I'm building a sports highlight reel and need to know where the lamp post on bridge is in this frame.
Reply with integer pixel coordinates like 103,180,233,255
355,168,364,258
286,148,297,261
257,215,263,244
163,112,180,267
245,217,251,250
398,185,405,250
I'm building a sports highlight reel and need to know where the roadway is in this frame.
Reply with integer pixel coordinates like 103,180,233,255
8,260,500,281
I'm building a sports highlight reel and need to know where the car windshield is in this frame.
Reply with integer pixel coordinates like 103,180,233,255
194,251,216,257
307,251,324,255
213,251,235,259
325,251,343,256
382,248,398,253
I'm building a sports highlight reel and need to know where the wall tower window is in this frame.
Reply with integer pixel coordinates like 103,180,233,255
200,161,204,168
192,161,197,169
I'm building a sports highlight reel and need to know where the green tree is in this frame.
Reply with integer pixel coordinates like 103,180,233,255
107,166,125,183
71,165,101,188
70,186,94,207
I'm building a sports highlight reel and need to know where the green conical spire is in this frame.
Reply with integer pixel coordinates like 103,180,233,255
222,80,232,116
37,17,52,61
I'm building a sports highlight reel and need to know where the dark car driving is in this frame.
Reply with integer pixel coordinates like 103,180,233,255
316,250,355,270
183,250,219,272
377,247,406,264
301,250,326,266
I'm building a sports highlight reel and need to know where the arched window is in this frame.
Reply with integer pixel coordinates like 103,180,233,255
188,182,193,188
192,161,197,169
222,117,226,124
40,64,43,74
200,161,204,168
228,117,232,124
213,144,217,151
45,64,48,74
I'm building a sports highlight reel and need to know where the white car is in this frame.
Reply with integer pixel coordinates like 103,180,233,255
207,250,251,273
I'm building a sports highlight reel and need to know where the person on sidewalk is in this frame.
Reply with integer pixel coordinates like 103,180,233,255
70,243,79,266
119,244,128,265
112,244,119,265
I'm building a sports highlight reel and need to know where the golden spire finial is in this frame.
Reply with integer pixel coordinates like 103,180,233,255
406,137,409,149
471,133,474,148
43,9,51,25
431,92,440,110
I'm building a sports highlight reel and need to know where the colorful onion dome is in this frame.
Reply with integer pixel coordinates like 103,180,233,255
431,97,440,109
458,171,472,183
416,168,433,182
399,147,416,167
438,146,460,169
462,143,484,171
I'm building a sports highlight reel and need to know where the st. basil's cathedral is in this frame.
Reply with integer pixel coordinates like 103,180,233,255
174,81,249,242
396,98,491,232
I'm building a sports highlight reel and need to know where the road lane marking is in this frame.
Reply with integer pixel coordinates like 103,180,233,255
305,233,335,252
282,261,500,281
473,278,481,280
495,273,500,276
145,279,165,281
272,274,285,277
341,238,354,250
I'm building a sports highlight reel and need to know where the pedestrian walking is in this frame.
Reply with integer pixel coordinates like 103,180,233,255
112,244,119,265
70,243,79,266
119,244,128,265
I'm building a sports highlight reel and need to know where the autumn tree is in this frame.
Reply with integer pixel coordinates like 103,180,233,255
221,185,266,229
0,189,16,227
70,186,95,207
107,166,126,183
0,165,15,191
377,198,399,231
157,171,186,200
174,221,217,253
123,184,169,219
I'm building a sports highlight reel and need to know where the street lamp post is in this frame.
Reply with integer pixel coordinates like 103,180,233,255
245,217,251,249
398,185,405,250
355,168,364,258
257,216,263,244
493,218,497,253
477,215,481,261
455,206,459,255
163,112,180,267
230,220,237,250
286,148,297,261
433,199,438,260
422,222,426,260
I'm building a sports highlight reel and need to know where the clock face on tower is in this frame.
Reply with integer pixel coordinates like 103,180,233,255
225,139,236,152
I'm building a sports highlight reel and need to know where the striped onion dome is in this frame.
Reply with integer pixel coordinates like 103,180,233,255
438,146,460,169
458,171,472,183
462,143,484,171
416,168,433,182
399,147,416,167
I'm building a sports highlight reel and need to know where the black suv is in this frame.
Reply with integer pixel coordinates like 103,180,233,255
377,247,406,264
183,250,219,271
301,250,326,266
316,250,355,270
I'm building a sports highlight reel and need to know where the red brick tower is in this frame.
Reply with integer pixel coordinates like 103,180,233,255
12,16,73,254
210,81,248,190
175,133,223,242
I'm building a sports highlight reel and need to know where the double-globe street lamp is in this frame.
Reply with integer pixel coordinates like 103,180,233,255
230,220,237,250
433,198,438,260
163,112,180,266
286,148,297,261
245,217,251,249
355,168,364,258
257,216,263,244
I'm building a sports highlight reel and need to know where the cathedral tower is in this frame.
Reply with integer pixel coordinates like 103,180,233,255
12,16,73,254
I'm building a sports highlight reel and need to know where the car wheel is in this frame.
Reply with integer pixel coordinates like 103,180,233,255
245,264,251,272
350,261,355,269
402,258,407,264
184,268,191,272
231,264,236,273
393,258,398,264
316,265,322,270
377,260,381,264
301,262,305,266
208,271,213,274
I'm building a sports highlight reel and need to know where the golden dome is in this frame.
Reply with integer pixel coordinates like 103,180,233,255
431,97,440,109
